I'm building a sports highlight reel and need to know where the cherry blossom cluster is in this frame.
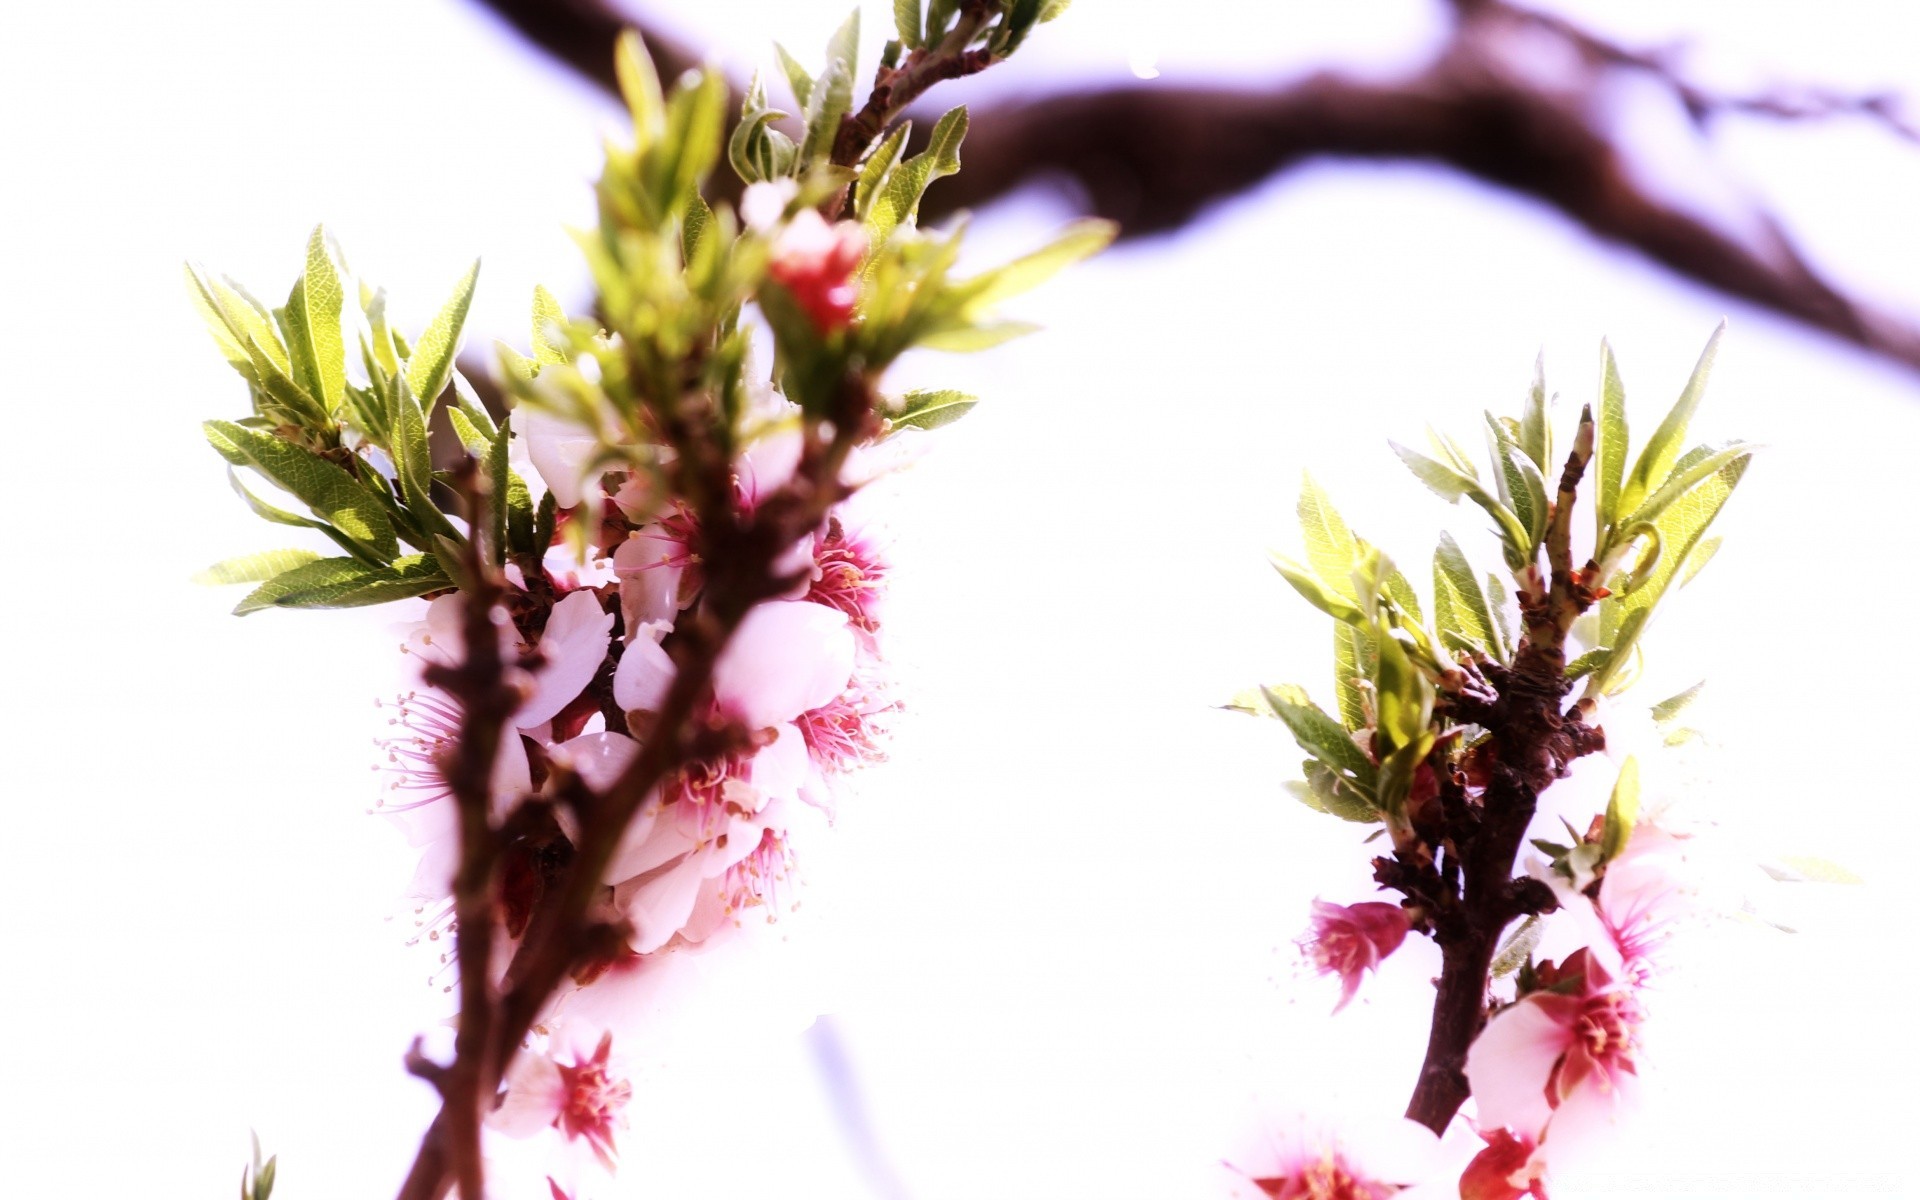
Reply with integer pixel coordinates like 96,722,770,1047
379,395,897,1191
1230,335,1749,1198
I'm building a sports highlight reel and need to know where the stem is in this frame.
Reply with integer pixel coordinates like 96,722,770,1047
1400,429,1604,1135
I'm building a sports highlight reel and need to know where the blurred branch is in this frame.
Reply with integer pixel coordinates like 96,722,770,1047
465,0,1920,377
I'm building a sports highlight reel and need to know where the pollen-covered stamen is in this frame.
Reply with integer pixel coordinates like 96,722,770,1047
1252,1146,1393,1200
372,691,461,813
806,517,888,635
795,680,894,775
664,752,763,842
719,827,797,925
553,1032,632,1169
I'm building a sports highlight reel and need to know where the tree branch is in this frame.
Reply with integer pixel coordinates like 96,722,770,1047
463,0,1920,378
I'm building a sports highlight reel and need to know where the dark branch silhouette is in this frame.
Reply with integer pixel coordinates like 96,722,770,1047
466,0,1920,377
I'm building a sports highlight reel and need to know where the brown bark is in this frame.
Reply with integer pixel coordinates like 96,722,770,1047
465,0,1920,378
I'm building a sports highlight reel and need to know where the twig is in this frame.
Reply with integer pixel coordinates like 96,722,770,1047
459,0,1920,379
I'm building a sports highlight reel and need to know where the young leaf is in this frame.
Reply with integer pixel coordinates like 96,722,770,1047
954,219,1116,313
888,389,977,431
854,121,911,221
1331,622,1377,731
193,548,324,586
1620,323,1724,519
205,421,398,560
232,554,450,615
893,0,921,47
1432,532,1498,659
868,106,968,242
300,225,346,408
1595,339,1630,541
1270,554,1365,626
1262,686,1378,794
774,42,814,109
1297,474,1361,601
1599,756,1641,864
405,259,480,407
1519,352,1550,472
531,285,568,366
1491,916,1543,979
1650,681,1705,726
616,30,666,150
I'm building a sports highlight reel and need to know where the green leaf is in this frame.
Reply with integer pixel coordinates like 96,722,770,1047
1293,764,1379,823
1491,916,1543,979
1485,572,1512,659
406,260,480,407
1296,474,1360,601
1262,685,1378,794
193,548,325,586
300,225,346,408
1599,757,1640,864
774,42,814,109
889,388,977,431
1621,323,1726,520
1619,440,1755,531
1614,451,1749,622
1432,532,1498,659
1760,855,1865,885
1595,339,1630,542
1391,441,1534,572
1270,554,1365,626
388,376,463,547
531,285,568,366
1563,648,1611,682
205,420,397,559
616,30,666,150
801,16,858,164
854,121,912,222
868,106,968,241
915,318,1038,352
1680,536,1722,588
233,553,450,615
1332,622,1376,730
956,219,1117,313
893,0,922,46
1038,0,1073,19
1519,352,1550,472
1651,681,1705,726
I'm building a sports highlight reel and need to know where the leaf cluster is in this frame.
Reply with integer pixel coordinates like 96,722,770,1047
1243,331,1750,833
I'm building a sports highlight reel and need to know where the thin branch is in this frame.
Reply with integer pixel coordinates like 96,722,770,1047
462,0,1920,379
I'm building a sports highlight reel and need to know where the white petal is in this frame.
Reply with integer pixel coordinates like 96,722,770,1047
712,601,854,729
625,854,710,952
612,635,676,713
549,731,638,792
516,591,613,727
1465,998,1567,1137
522,407,599,510
485,1054,563,1138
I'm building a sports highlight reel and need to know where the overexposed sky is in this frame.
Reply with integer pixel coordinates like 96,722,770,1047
2,1,1915,1197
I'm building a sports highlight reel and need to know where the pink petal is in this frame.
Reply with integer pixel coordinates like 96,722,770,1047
712,601,854,729
517,591,613,727
1466,998,1569,1138
486,1054,564,1138
611,635,675,713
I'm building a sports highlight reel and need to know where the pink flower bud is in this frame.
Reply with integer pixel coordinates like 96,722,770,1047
768,209,866,332
1298,900,1411,1012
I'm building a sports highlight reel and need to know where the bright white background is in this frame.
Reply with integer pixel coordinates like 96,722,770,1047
1,1,1914,1196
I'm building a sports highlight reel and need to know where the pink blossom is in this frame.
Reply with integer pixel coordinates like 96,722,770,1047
1299,900,1411,1012
1593,824,1695,984
806,513,888,645
515,590,614,728
1458,1129,1549,1200
488,1025,632,1171
1226,1117,1441,1200
767,209,866,332
1465,949,1643,1154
